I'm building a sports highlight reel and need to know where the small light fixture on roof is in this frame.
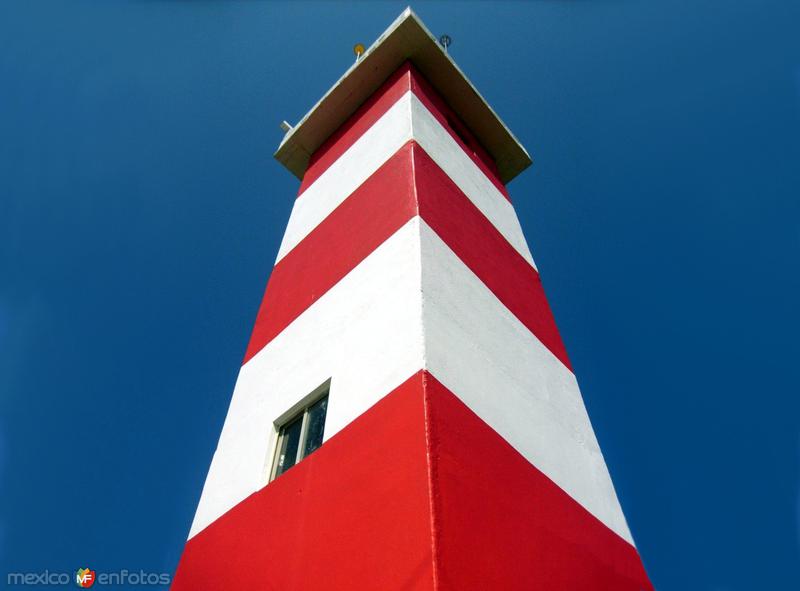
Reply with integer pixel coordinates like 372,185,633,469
353,43,366,62
438,34,451,54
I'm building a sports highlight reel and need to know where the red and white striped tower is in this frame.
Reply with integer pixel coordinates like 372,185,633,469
172,9,652,590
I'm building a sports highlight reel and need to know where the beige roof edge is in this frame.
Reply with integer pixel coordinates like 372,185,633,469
274,7,532,185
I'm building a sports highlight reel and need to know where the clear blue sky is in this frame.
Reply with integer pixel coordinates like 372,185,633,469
1,1,798,589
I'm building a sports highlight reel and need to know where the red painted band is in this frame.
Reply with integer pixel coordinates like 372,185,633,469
413,145,571,371
298,64,413,195
244,142,569,371
299,62,508,200
173,371,652,590
172,371,434,591
423,372,653,590
243,143,418,364
406,64,510,200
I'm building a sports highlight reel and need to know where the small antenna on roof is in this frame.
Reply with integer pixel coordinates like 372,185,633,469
353,43,366,62
438,34,451,54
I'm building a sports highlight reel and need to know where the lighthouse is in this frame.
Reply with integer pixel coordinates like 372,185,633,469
172,8,652,590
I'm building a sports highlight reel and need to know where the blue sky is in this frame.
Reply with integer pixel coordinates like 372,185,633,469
1,1,799,589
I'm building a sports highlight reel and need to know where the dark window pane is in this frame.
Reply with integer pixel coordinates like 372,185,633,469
302,395,328,458
274,416,302,477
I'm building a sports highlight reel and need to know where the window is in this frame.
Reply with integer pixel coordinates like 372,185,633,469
270,390,329,481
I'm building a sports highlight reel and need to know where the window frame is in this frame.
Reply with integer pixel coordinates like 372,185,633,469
268,380,330,482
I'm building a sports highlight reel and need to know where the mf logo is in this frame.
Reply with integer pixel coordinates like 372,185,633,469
75,567,95,588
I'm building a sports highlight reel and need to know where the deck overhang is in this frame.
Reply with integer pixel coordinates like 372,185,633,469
274,7,532,185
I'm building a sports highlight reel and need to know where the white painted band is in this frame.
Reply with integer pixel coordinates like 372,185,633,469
419,220,633,545
276,95,414,263
191,215,632,547
409,96,536,269
189,219,425,538
276,92,536,270
189,99,630,544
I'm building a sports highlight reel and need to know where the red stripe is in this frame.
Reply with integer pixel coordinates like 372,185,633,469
298,64,413,195
407,65,510,200
413,144,572,371
424,372,653,590
244,142,568,370
298,62,507,200
172,372,434,591
243,143,418,364
244,65,563,366
173,371,652,590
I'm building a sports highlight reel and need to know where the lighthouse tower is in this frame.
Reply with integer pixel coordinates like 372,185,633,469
172,9,652,590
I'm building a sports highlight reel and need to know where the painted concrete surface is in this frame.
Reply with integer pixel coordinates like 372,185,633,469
192,209,631,544
425,373,652,590
277,90,534,268
276,93,413,262
182,56,648,591
409,93,535,268
174,372,651,591
419,220,633,544
175,373,437,591
189,219,425,537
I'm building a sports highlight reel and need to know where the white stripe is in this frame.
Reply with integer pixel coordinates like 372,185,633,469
191,110,632,542
189,219,425,538
190,216,635,546
418,220,634,545
276,94,414,262
276,91,536,269
408,94,536,269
